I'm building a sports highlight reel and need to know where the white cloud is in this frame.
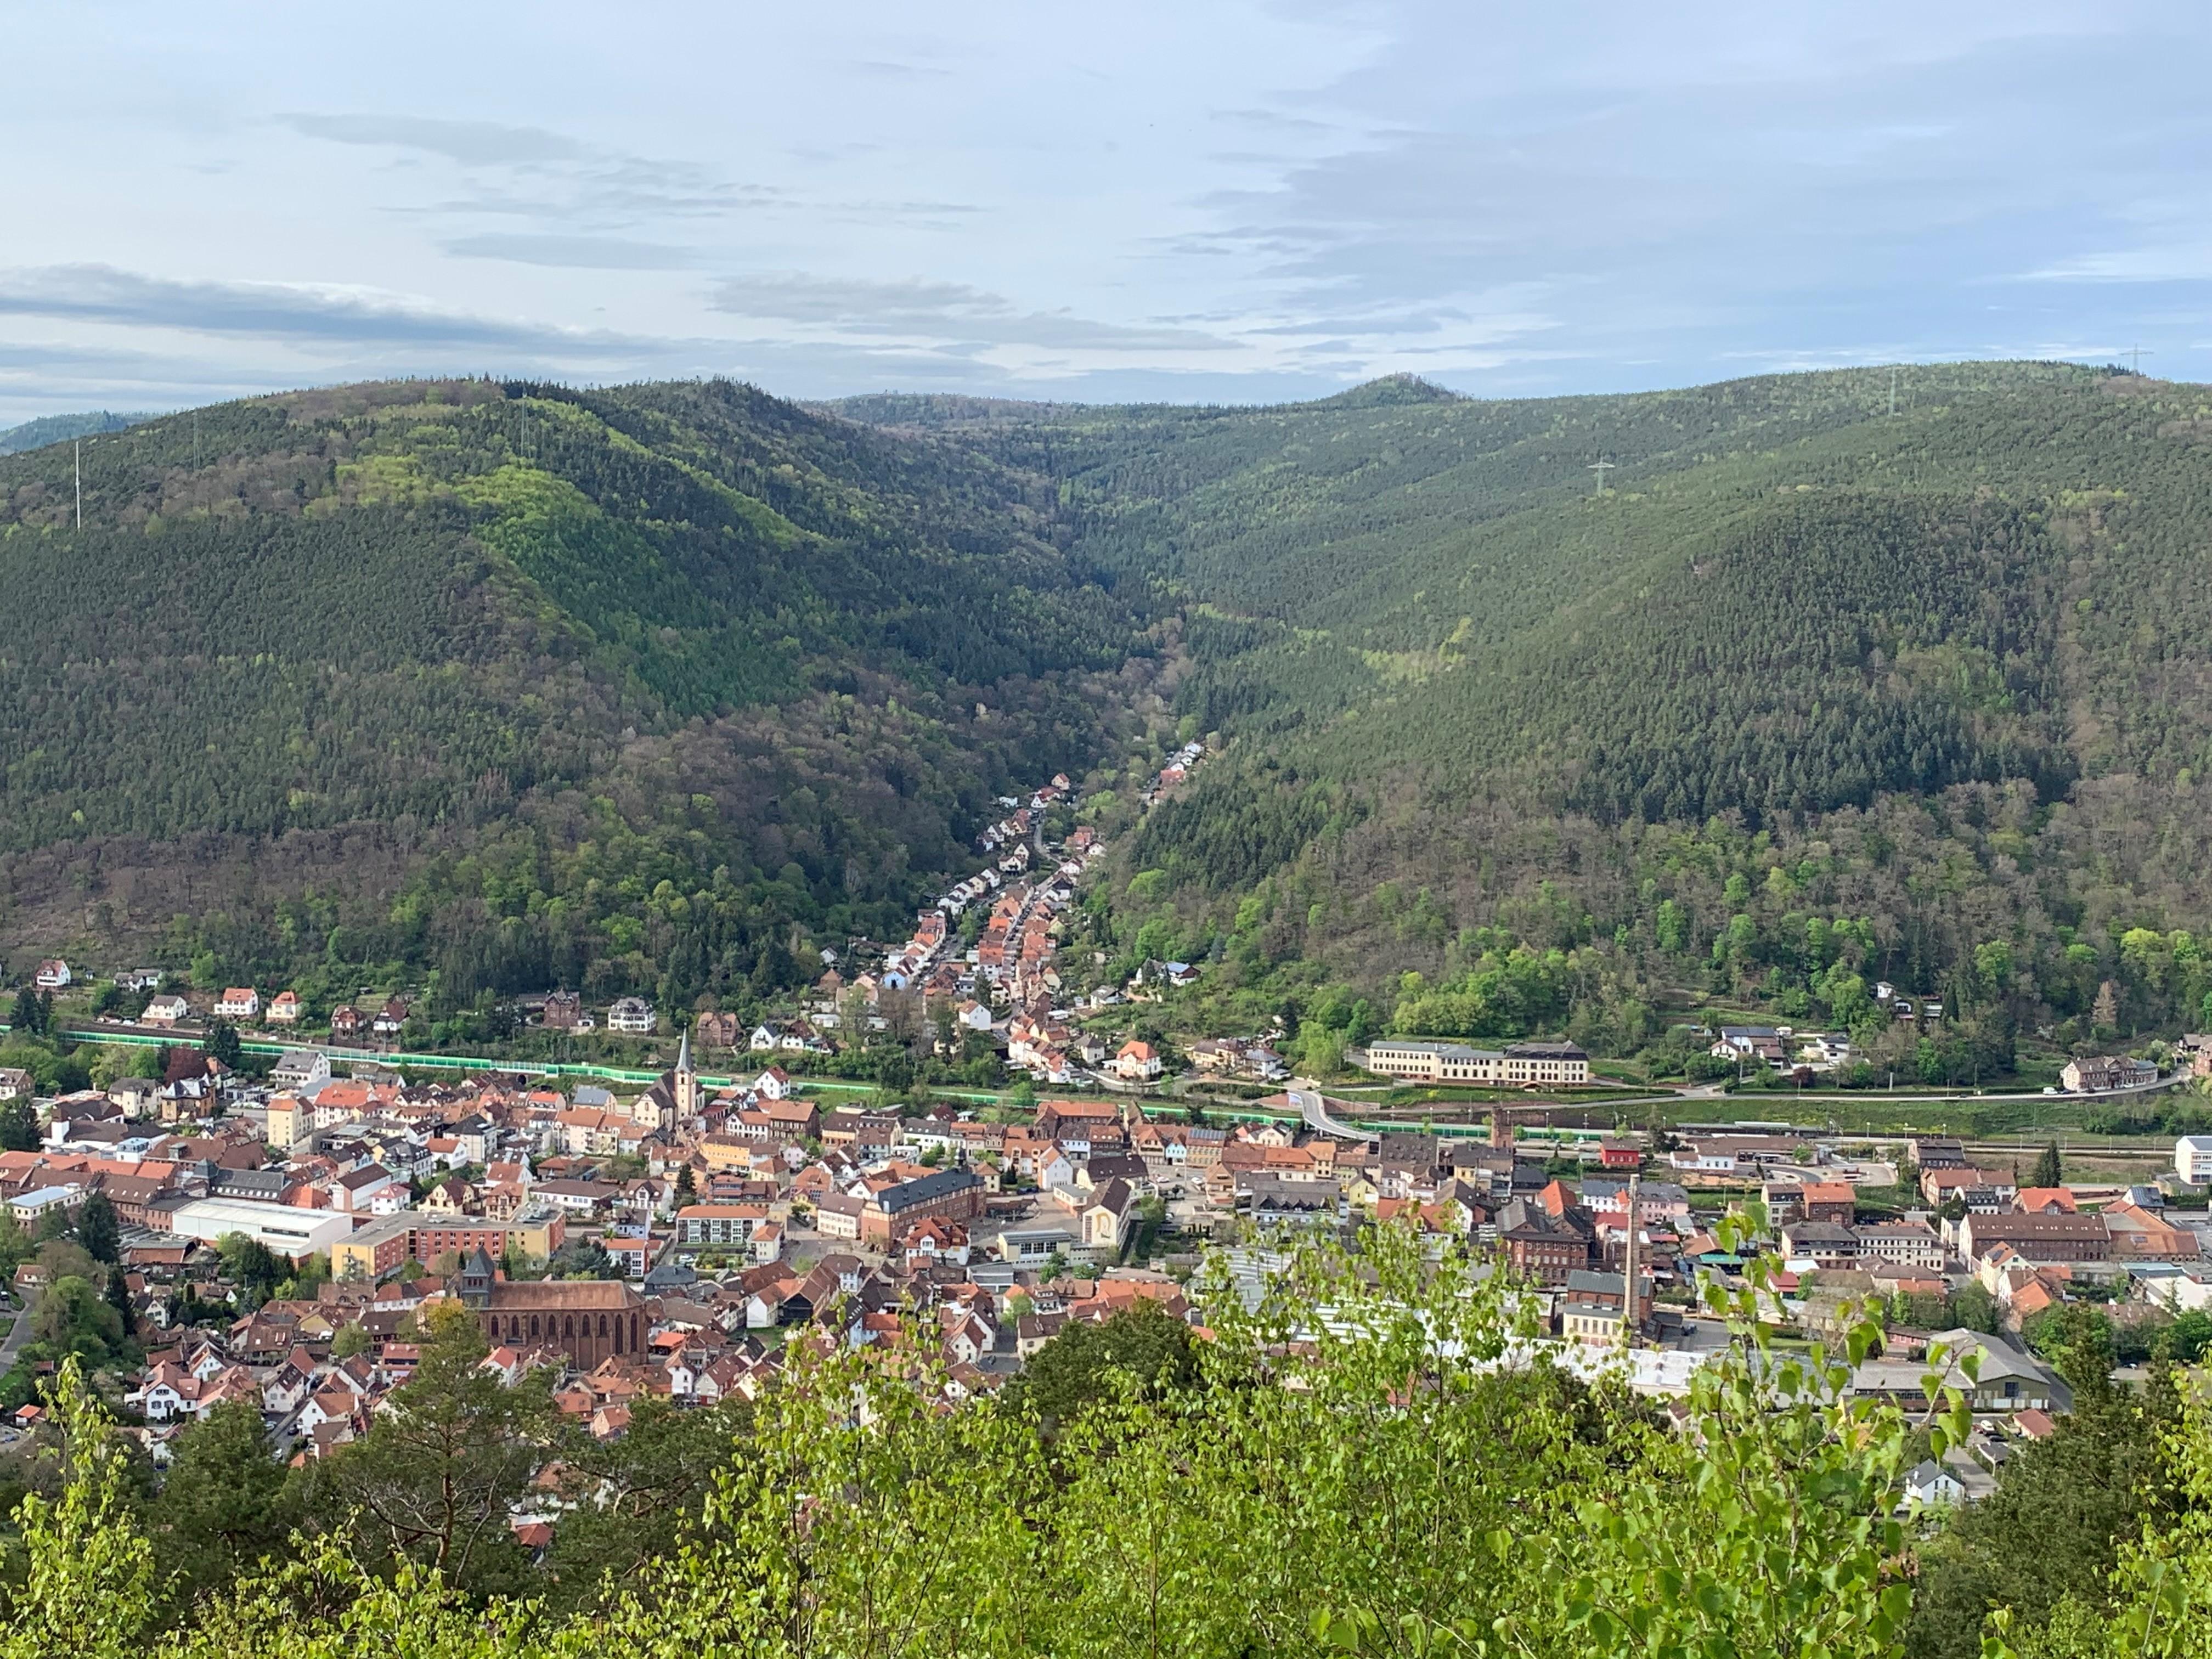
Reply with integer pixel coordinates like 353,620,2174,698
1,0,2210,421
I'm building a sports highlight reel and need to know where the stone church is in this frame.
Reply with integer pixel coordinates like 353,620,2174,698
455,1246,648,1367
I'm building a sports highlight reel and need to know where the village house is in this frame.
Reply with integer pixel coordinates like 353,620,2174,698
1111,1040,1164,1082
2061,1056,2157,1093
607,997,656,1035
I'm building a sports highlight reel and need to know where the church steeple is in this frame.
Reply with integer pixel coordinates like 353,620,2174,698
458,1246,495,1307
675,1026,697,1118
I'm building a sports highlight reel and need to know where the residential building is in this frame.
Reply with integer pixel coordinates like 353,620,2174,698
1496,1197,1594,1284
270,1049,331,1092
1854,1329,2066,1414
265,1095,308,1153
33,959,71,989
2061,1056,2157,1093
1113,1040,1164,1081
1780,1221,1860,1269
1955,1212,2112,1264
674,1203,774,1255
1912,1137,1968,1171
1798,1181,1858,1225
693,1010,742,1048
142,995,191,1026
10,1186,83,1225
1558,1269,1655,1344
214,987,259,1020
266,990,303,1024
607,997,656,1035
1855,1218,1945,1270
328,1210,567,1279
856,1169,986,1248
1904,1460,1967,1506
2177,1135,2212,1186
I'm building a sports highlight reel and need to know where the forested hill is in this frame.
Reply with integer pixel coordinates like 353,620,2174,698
837,363,2212,1056
0,408,153,456
15,363,2212,1054
0,377,1149,1011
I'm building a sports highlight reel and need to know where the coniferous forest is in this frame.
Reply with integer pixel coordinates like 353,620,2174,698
11,364,2212,1060
843,362,2212,1061
0,377,1152,1017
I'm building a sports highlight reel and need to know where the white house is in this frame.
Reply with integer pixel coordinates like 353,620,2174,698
33,960,71,989
1669,1148,1739,1176
270,1049,332,1093
142,995,191,1026
215,987,259,1020
754,1066,793,1100
2176,1135,2212,1186
1113,1040,1164,1082
607,997,655,1034
1904,1459,1967,1506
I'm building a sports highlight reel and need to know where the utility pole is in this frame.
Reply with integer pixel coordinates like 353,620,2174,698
74,439,82,530
1588,458,1616,496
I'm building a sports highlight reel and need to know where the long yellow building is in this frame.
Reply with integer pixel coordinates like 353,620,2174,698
1363,1039,1589,1087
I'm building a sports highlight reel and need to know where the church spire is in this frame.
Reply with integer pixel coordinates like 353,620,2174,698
674,1025,697,1119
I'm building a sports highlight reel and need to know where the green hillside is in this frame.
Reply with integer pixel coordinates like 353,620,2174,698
0,377,1146,1012
14,363,2212,1067
0,408,154,456
836,363,2212,1065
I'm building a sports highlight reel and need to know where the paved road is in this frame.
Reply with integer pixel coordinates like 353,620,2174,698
1289,1084,1370,1140
0,1291,35,1374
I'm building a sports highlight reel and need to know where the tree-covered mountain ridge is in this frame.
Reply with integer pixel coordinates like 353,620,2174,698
836,362,2212,1057
0,376,1154,1012
12,362,2212,1057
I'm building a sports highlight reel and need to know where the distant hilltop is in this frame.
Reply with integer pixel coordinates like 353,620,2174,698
0,408,156,456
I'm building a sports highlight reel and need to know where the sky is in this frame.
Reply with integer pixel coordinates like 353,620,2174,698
2,0,2209,424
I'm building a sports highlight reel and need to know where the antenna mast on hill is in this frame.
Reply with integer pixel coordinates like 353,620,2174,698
1588,458,1615,496
74,438,82,530
1889,366,1899,416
